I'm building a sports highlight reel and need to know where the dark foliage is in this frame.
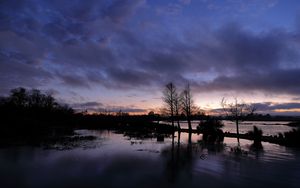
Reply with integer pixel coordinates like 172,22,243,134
287,121,300,127
0,87,175,147
0,87,76,146
0,87,74,128
283,128,300,147
197,116,224,143
248,126,263,150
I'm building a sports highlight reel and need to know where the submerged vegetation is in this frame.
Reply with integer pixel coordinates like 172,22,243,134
248,126,263,149
288,121,300,127
197,116,224,143
273,128,300,147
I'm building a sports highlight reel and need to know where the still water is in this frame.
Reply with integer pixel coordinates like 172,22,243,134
163,120,293,136
1,129,300,188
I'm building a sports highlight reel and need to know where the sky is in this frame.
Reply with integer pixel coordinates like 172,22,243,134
1,0,300,115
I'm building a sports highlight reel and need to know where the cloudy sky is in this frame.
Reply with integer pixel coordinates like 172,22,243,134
1,0,300,115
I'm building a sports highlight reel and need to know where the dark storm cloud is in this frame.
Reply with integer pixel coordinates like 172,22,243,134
252,102,300,111
58,73,90,88
104,0,145,23
71,101,104,109
0,61,52,93
142,51,191,73
0,45,53,93
195,68,300,95
42,23,69,41
292,97,300,101
107,67,153,87
211,102,300,115
70,101,146,113
213,24,285,72
0,0,300,97
183,25,288,75
0,0,145,92
188,24,300,95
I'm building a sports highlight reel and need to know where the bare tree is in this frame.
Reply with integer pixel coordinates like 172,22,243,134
221,97,256,143
174,92,181,130
162,82,177,128
181,84,195,132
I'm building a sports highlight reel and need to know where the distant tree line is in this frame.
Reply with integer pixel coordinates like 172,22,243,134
0,87,74,128
0,87,73,113
0,87,171,131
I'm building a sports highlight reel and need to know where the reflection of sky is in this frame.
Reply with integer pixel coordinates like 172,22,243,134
0,130,299,187
162,120,294,136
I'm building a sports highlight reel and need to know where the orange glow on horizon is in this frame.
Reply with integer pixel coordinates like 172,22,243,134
273,108,300,113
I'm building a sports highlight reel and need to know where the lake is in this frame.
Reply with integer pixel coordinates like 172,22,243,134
162,120,293,136
0,127,300,188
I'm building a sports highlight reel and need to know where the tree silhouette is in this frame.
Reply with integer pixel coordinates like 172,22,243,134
197,116,224,143
0,87,73,118
174,92,181,130
181,84,195,132
221,97,256,144
9,87,28,107
248,126,263,149
162,82,177,128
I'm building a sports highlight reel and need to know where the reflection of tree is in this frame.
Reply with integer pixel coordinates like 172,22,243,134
165,133,193,182
162,132,225,183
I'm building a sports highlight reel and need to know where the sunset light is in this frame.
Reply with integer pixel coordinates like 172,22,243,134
1,1,300,187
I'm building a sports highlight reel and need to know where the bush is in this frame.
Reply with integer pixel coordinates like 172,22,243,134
197,116,224,143
248,126,263,149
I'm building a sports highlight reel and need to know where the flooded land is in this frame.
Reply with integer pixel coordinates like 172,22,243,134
1,124,300,188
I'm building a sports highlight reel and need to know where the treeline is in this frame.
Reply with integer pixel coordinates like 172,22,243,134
0,88,173,146
0,87,74,128
0,87,167,130
0,88,78,145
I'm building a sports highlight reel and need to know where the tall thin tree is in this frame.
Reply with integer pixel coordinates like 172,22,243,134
162,82,176,128
181,84,195,132
174,92,181,130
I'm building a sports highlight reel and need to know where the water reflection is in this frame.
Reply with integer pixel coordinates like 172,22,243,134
0,130,300,188
161,120,293,136
163,132,226,184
